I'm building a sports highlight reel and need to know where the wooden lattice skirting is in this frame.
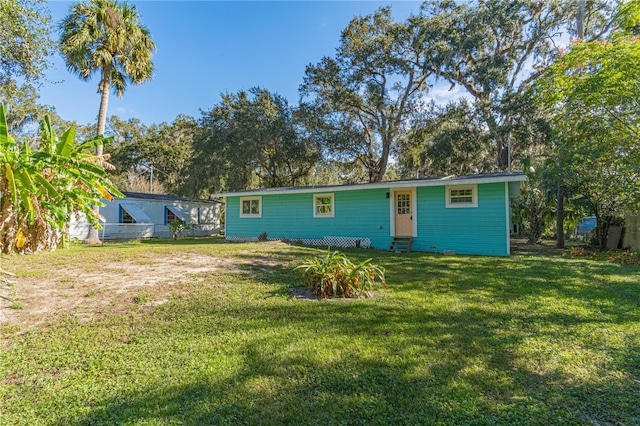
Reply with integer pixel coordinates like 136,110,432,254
225,235,371,249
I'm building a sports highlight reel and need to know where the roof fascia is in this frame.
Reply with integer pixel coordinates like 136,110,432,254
210,174,526,199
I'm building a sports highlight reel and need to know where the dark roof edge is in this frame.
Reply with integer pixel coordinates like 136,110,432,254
120,191,221,204
211,172,526,198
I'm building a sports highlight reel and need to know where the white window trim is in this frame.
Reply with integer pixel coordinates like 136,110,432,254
240,196,262,218
313,193,335,218
446,184,478,208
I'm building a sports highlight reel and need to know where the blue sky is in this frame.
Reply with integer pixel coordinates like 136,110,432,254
40,1,434,127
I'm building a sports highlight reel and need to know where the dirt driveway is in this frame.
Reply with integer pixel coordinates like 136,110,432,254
0,247,248,335
0,239,368,336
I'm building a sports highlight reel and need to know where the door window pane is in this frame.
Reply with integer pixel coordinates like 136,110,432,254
397,193,410,215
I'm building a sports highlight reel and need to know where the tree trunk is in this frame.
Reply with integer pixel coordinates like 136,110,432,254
497,140,509,170
480,108,509,170
556,1,585,249
370,137,391,183
577,0,585,41
85,67,111,245
556,183,565,248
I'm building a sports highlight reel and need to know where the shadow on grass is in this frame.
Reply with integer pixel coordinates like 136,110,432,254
371,251,640,321
25,244,639,425
235,246,640,324
60,293,640,425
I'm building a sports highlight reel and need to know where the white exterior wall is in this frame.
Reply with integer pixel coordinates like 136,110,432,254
69,196,221,241
69,213,91,241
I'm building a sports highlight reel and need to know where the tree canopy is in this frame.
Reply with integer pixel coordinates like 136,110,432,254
401,100,494,177
186,88,319,196
0,0,57,136
59,0,156,138
0,0,54,84
106,115,197,194
300,7,431,182
409,0,615,170
534,0,640,248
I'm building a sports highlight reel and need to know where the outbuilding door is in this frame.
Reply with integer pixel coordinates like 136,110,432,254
395,191,413,236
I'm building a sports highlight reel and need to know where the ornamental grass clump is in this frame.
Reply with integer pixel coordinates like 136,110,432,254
295,249,386,298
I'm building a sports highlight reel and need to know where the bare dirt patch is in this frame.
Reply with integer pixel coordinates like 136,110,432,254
511,238,569,256
0,252,237,334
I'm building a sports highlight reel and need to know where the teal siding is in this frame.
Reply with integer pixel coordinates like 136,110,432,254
226,182,509,256
413,183,508,256
226,189,391,249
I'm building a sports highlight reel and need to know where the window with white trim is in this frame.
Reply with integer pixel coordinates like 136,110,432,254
446,185,478,208
240,196,262,218
313,193,334,218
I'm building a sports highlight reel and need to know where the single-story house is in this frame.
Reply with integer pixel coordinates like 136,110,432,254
69,191,222,241
211,172,526,256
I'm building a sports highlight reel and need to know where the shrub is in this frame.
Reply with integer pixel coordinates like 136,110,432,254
295,249,386,298
168,219,197,239
571,246,640,265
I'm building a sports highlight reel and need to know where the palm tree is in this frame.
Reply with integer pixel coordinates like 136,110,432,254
60,0,155,243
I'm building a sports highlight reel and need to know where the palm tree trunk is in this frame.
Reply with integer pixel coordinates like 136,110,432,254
96,66,111,139
85,68,111,245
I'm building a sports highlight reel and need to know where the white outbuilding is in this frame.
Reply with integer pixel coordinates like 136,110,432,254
69,192,222,241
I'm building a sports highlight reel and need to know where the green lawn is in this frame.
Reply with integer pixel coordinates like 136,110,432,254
1,239,639,425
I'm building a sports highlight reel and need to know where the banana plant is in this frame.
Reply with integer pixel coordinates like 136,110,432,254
0,104,123,254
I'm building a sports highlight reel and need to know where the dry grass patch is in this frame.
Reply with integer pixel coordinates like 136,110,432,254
0,239,251,333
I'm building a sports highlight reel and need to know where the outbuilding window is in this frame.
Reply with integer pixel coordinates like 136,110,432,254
120,206,136,223
240,196,262,218
313,193,334,218
165,207,184,224
446,185,478,208
119,204,152,223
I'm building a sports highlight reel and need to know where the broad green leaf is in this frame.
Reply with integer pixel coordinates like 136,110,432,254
33,174,60,200
39,115,56,154
57,126,76,157
15,169,34,214
77,135,113,152
0,105,9,145
4,164,18,207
